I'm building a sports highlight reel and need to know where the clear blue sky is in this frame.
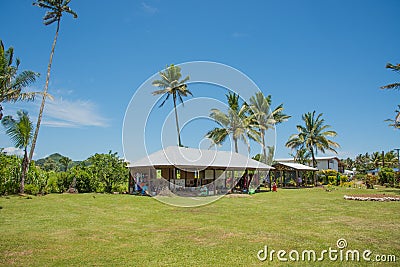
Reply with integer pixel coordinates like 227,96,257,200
0,0,399,161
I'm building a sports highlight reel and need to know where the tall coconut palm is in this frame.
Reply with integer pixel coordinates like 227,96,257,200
381,63,400,90
286,111,340,168
152,64,191,147
0,40,39,120
249,92,290,163
206,93,258,153
30,0,78,161
2,110,33,193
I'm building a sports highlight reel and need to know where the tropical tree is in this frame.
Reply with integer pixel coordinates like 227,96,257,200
30,0,78,161
249,92,290,163
286,111,340,168
206,93,258,153
59,155,72,171
384,150,398,168
88,151,128,193
370,152,382,169
1,110,33,193
152,64,191,147
381,63,400,90
385,105,400,129
0,40,39,120
290,147,311,165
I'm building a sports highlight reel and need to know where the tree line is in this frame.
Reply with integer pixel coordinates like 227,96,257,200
0,150,128,196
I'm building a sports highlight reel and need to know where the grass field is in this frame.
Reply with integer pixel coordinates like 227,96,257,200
0,186,399,266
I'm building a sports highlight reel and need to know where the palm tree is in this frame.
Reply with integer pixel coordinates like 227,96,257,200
0,40,39,120
152,64,191,147
384,150,398,168
30,0,78,161
290,147,311,165
286,111,340,168
249,92,290,163
206,93,258,153
59,155,72,171
385,105,400,129
381,63,400,90
1,110,33,193
370,152,382,169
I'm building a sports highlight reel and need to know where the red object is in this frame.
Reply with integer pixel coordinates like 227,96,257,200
272,183,277,192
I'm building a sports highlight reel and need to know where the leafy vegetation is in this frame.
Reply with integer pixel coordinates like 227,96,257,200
0,40,39,120
248,92,290,163
341,150,399,173
286,111,340,167
0,151,128,196
1,110,33,193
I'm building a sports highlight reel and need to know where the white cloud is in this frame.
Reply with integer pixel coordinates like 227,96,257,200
142,2,158,14
42,98,109,128
2,147,24,156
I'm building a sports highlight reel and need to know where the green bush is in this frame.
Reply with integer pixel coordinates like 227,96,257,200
45,172,60,193
112,184,128,193
328,176,336,184
378,167,395,186
317,169,339,185
24,184,39,195
0,154,21,195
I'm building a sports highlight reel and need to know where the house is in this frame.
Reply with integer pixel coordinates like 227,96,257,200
127,146,273,197
274,156,344,173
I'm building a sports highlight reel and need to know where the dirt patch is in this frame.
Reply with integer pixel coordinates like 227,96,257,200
344,194,400,201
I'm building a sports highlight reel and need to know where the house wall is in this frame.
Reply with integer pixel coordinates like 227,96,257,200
316,159,339,172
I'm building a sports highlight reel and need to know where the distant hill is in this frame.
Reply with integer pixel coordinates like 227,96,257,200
35,153,81,171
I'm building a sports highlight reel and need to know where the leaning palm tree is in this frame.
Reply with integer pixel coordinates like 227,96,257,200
2,110,33,193
381,63,400,90
0,40,39,120
206,93,258,153
152,64,191,147
249,92,290,163
286,111,340,168
30,0,78,161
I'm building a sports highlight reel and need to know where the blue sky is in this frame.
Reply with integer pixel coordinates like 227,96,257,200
0,0,399,161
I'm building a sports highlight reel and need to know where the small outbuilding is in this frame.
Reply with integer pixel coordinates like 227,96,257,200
272,162,318,187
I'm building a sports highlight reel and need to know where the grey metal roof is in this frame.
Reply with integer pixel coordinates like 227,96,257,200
274,162,318,171
128,146,273,170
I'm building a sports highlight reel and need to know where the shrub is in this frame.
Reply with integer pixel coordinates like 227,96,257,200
0,154,21,195
112,184,128,193
378,167,395,186
24,184,39,195
45,172,59,193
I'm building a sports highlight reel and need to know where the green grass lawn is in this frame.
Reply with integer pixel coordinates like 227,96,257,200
0,187,399,266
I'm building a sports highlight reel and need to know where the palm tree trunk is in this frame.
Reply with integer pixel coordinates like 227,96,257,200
20,147,29,194
309,147,317,185
172,94,182,147
234,138,238,153
29,19,60,161
261,129,266,163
